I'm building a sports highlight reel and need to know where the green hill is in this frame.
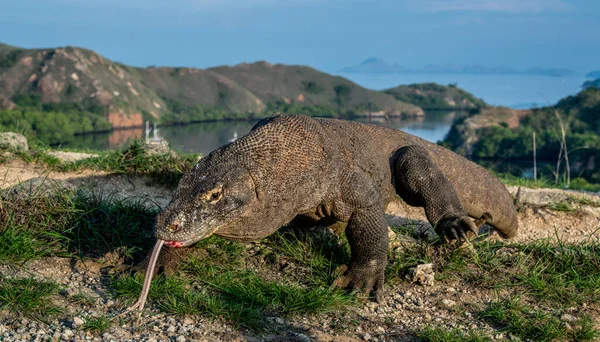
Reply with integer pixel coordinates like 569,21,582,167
0,42,18,57
383,83,486,111
583,78,600,89
0,46,268,129
441,88,600,183
209,61,423,116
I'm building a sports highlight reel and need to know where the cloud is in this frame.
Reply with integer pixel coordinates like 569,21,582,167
409,0,571,13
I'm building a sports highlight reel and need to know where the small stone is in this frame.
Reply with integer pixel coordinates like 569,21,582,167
62,329,74,339
72,317,85,328
363,333,372,341
561,313,577,322
167,326,177,333
183,317,194,325
376,326,385,333
441,299,456,308
0,132,28,152
176,336,186,342
409,263,435,286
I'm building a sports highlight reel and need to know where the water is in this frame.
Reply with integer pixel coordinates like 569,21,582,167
68,112,457,157
337,73,589,108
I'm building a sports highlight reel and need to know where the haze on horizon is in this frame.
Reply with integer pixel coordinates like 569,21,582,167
0,0,598,74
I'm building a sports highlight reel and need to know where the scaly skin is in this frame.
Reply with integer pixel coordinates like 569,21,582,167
152,114,518,300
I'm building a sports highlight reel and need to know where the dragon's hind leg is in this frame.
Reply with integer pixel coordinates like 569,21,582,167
391,145,478,242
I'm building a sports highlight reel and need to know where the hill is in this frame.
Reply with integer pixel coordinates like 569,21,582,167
0,42,17,56
0,44,423,135
583,78,600,89
208,61,422,116
441,88,600,183
383,83,486,111
0,46,267,129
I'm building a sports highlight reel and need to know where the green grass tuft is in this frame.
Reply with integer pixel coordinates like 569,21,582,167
111,232,355,330
0,189,158,263
387,234,600,307
80,314,112,333
544,200,576,212
480,298,599,342
0,277,63,321
264,227,350,287
57,139,198,187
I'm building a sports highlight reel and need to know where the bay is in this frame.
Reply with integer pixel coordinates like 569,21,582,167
68,112,457,157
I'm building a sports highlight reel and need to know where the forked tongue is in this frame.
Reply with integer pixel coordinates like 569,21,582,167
117,239,165,319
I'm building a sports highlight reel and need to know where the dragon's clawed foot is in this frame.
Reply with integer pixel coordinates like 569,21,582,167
436,214,479,244
333,263,385,303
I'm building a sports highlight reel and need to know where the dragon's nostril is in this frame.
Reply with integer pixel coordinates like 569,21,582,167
167,222,180,232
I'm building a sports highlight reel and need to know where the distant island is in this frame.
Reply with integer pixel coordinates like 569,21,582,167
341,58,575,77
586,70,600,78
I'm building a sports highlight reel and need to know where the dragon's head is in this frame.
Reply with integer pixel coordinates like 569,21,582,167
155,158,258,247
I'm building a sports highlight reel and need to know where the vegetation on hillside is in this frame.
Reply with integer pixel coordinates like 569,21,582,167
383,83,487,111
209,61,423,116
0,98,111,145
583,78,600,89
442,88,600,183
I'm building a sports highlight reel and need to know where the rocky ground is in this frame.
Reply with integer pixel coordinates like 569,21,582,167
1,150,599,342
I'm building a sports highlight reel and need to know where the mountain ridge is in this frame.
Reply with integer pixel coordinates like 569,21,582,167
341,58,576,76
0,44,424,130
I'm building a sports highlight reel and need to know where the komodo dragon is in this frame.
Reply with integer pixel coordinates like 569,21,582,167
125,114,518,313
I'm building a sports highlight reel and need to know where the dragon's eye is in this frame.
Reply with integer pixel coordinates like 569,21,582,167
203,184,223,202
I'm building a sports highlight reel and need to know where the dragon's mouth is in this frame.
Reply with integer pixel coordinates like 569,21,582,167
164,240,184,248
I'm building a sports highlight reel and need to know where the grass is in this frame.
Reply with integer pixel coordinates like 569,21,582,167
263,226,350,287
498,174,600,193
0,277,63,321
70,292,96,307
111,233,355,330
389,235,600,306
544,200,576,212
80,314,112,333
480,298,599,341
2,139,199,188
59,140,199,187
0,190,158,263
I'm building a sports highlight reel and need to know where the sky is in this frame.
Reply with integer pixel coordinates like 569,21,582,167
0,0,599,74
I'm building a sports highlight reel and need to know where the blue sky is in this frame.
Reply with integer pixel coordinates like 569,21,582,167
1,0,598,73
